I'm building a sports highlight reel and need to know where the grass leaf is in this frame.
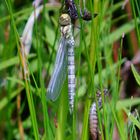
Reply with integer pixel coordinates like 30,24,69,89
0,87,24,111
131,64,140,86
0,54,36,71
116,98,140,110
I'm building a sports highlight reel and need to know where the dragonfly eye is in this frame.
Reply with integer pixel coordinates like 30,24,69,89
59,14,71,26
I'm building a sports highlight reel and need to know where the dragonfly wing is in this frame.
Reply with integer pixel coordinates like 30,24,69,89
47,37,67,101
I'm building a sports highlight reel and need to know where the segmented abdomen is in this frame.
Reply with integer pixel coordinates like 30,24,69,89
89,103,98,140
67,43,75,113
89,89,108,139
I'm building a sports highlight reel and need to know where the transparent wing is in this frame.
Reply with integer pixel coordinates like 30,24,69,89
47,37,67,101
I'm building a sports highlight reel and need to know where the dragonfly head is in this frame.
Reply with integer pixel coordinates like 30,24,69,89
59,14,71,26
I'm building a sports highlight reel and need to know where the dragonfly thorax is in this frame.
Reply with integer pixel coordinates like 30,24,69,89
60,25,72,39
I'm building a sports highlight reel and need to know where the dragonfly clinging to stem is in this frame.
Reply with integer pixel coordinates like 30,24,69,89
47,13,75,113
89,88,108,140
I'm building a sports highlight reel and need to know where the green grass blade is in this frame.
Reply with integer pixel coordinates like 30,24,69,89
0,87,24,111
5,0,40,139
0,54,36,71
116,98,140,110
56,82,68,140
123,107,140,129
131,64,140,86
101,18,140,47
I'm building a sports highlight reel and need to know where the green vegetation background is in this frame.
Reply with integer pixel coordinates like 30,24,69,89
0,0,140,140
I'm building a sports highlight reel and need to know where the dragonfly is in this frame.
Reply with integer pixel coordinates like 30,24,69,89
89,88,108,139
64,0,98,21
47,13,75,113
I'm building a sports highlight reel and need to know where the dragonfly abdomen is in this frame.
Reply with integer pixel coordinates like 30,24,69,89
67,44,75,113
89,103,98,140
